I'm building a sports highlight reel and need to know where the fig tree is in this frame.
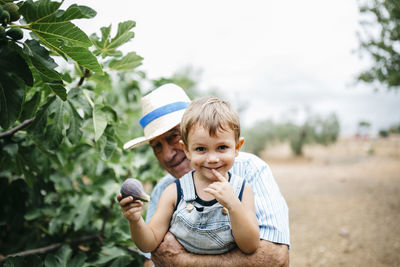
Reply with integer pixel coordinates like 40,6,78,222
120,178,150,202
2,3,20,22
6,27,23,40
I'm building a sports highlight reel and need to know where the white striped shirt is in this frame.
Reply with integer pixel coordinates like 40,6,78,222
143,152,290,258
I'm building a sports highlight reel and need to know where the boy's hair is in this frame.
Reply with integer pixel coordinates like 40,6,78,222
180,96,241,146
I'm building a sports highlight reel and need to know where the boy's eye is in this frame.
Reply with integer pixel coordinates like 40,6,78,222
195,147,205,152
218,145,228,150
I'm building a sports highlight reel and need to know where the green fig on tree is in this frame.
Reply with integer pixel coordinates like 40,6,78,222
6,27,23,40
2,3,20,22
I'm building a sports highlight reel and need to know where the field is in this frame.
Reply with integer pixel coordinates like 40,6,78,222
261,136,400,267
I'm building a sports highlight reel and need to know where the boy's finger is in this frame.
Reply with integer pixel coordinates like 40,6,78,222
211,169,226,182
119,196,133,206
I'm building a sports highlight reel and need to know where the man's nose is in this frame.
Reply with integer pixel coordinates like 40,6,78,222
161,141,176,161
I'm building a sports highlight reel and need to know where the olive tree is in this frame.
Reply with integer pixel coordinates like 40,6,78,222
357,0,400,91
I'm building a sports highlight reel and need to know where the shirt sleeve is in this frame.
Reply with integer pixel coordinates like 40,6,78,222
236,153,290,247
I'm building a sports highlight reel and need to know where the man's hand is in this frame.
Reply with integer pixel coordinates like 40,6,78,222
151,232,186,266
151,235,289,267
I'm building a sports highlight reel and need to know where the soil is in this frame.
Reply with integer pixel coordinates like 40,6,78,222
261,136,400,267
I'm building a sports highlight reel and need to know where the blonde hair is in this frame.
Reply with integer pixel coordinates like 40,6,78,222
181,96,240,146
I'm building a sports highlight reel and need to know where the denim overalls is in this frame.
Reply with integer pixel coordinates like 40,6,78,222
169,171,246,254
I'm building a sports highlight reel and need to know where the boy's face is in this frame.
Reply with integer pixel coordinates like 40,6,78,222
182,123,244,181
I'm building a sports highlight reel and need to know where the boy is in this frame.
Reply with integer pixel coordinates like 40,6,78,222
122,96,259,254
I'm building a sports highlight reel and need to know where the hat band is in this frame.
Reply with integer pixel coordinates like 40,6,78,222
139,101,190,129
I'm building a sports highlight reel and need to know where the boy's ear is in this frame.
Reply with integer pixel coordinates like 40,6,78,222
179,140,191,160
235,137,245,156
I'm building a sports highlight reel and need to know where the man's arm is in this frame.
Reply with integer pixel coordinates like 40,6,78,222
151,232,289,267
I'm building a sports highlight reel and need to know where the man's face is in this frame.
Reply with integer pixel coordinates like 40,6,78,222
149,125,192,178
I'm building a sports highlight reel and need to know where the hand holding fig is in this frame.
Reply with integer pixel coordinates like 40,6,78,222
120,178,150,202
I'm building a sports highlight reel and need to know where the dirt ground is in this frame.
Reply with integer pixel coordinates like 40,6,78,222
261,136,400,267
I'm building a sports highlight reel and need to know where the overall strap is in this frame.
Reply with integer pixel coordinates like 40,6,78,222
174,179,183,211
180,171,197,201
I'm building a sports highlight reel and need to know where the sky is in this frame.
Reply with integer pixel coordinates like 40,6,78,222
65,0,400,136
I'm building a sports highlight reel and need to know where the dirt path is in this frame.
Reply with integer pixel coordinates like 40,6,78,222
262,137,400,267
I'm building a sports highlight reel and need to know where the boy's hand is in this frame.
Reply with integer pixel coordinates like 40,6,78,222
203,169,240,210
117,193,143,222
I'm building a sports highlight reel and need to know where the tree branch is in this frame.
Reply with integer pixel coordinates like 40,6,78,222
0,118,35,139
0,234,102,263
0,200,116,263
77,68,90,87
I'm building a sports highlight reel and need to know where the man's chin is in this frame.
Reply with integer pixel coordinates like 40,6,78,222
170,158,191,178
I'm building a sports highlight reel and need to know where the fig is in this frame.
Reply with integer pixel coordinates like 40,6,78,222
6,27,23,40
120,178,150,202
1,10,10,26
2,3,20,22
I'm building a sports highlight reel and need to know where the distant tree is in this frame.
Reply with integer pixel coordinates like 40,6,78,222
243,112,340,156
357,120,371,137
356,0,400,91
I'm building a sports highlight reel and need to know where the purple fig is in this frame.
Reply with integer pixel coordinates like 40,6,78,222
120,178,150,202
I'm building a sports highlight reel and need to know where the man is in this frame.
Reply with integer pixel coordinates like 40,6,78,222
119,83,290,267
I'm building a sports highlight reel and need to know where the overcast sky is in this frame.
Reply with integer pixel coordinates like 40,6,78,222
65,0,400,136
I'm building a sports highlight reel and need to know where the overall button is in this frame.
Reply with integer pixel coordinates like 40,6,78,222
221,207,228,215
186,203,194,211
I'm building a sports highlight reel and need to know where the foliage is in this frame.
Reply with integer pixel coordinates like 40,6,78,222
0,0,165,265
378,122,400,137
356,0,400,91
243,112,340,156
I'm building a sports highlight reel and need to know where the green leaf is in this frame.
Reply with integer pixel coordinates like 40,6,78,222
115,123,131,143
109,256,132,267
28,96,55,136
56,4,97,21
45,81,67,101
0,73,25,129
61,46,103,74
20,91,41,122
67,87,92,117
90,245,127,265
15,152,38,188
108,52,143,71
19,0,62,23
24,39,58,70
19,0,103,74
93,104,108,141
98,132,117,160
5,257,25,267
109,21,136,50
0,45,34,86
91,21,136,57
66,100,82,143
67,252,87,267
87,72,112,91
45,98,65,148
73,195,94,231
44,245,72,267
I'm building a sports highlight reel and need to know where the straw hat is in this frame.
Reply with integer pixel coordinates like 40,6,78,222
123,83,191,150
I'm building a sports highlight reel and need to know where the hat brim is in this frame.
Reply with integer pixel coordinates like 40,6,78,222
123,136,149,150
123,109,186,150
